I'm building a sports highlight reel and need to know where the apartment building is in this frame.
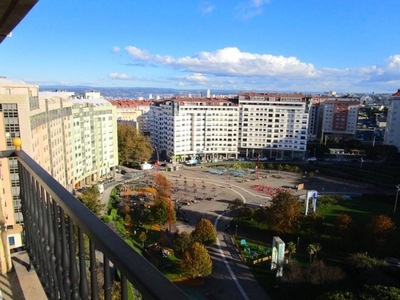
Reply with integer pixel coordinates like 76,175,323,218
384,89,400,152
149,97,239,162
319,98,360,141
0,79,73,250
148,92,310,161
108,99,152,135
0,80,119,250
307,95,330,140
69,98,118,187
238,92,309,159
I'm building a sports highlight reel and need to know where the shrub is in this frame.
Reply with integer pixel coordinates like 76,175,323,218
115,217,126,237
102,215,112,223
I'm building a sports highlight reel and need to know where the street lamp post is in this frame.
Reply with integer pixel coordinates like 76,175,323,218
313,148,316,157
394,184,400,213
235,225,238,237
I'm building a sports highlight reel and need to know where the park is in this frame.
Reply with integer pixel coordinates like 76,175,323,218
97,161,400,299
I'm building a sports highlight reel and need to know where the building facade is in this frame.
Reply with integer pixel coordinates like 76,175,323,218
149,92,311,162
149,97,239,162
319,98,360,141
0,80,119,250
70,98,118,188
0,79,74,250
238,92,309,159
108,99,152,135
384,89,400,152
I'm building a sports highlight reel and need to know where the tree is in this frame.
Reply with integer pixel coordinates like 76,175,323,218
173,231,192,253
154,173,172,198
313,243,321,259
365,214,397,253
228,198,244,210
152,200,175,226
117,123,153,164
301,212,324,238
253,207,268,227
180,242,212,279
124,214,132,228
286,241,296,263
77,185,104,216
335,213,355,245
138,231,147,247
191,218,217,246
265,192,302,235
238,204,254,220
307,244,316,262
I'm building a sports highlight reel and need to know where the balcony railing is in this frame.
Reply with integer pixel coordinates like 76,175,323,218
3,148,189,300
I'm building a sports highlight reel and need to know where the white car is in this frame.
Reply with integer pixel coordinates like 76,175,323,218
308,157,317,162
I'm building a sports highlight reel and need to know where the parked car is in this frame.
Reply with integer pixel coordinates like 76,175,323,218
308,157,317,162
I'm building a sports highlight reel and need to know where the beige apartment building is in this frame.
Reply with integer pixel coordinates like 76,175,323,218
108,99,152,135
0,79,118,251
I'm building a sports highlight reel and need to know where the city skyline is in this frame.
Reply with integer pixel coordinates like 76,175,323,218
1,0,400,93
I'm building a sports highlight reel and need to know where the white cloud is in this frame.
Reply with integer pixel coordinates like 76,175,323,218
200,2,215,14
125,46,317,78
108,72,132,80
123,45,400,92
125,46,151,60
180,73,209,82
235,0,270,19
112,46,120,53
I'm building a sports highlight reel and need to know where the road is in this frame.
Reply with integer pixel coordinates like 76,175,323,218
100,164,373,299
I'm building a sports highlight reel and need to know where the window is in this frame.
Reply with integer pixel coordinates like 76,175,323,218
9,236,15,246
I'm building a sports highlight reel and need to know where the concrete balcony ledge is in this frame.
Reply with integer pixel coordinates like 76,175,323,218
0,251,47,300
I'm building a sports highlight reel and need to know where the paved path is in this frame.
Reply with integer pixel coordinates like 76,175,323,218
101,165,374,299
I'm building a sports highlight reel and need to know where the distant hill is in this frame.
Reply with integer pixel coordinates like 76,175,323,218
39,85,245,99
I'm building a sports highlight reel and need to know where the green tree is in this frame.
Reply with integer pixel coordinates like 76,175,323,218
180,242,212,279
138,231,147,247
286,241,296,263
359,285,400,299
173,231,192,253
238,204,254,220
77,185,104,216
117,123,153,164
191,218,217,246
301,212,324,238
307,244,315,262
253,207,268,227
265,192,302,235
313,243,321,259
152,200,175,226
228,198,243,210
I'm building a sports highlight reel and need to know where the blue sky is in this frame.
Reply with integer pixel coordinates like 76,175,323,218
1,0,400,93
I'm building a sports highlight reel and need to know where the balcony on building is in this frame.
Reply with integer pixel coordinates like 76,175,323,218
0,138,189,299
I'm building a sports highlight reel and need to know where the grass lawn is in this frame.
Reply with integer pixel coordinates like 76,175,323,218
230,195,400,299
234,238,271,263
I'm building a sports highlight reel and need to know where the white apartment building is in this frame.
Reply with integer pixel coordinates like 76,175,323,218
319,98,360,140
149,98,239,162
384,89,400,152
238,92,309,159
70,98,118,188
